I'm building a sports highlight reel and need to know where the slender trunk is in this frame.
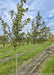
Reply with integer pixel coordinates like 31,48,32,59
34,38,36,62
3,43,5,48
16,48,17,75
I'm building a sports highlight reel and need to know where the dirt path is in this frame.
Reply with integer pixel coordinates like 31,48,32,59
17,44,54,75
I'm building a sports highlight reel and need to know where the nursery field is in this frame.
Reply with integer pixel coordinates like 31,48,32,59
0,41,54,75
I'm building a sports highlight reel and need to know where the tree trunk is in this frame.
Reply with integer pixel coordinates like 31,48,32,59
22,41,24,46
33,38,36,44
16,48,18,75
3,43,5,48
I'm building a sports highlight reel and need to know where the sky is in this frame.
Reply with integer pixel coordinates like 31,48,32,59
0,0,54,35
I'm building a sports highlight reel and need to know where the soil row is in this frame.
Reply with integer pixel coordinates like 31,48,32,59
17,44,54,75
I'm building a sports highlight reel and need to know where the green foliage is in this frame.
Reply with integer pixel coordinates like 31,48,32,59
0,18,10,48
31,11,50,43
39,21,50,42
0,18,10,34
10,0,30,47
36,11,42,27
10,10,14,18
0,35,9,48
21,0,26,3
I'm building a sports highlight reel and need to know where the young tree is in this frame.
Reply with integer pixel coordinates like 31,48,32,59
31,12,50,43
31,12,42,44
31,19,36,44
39,21,50,42
26,32,30,45
10,0,30,75
0,35,9,47
0,18,10,48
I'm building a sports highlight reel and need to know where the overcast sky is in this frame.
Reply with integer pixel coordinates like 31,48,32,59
0,0,54,35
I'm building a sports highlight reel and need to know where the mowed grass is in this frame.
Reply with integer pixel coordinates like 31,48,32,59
0,41,54,75
41,53,54,75
0,43,42,60
0,42,48,60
